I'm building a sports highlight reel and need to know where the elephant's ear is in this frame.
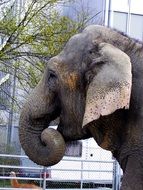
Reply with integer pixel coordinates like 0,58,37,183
82,42,132,127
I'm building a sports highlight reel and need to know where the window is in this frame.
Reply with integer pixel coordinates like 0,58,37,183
65,141,82,157
130,14,143,40
113,12,128,33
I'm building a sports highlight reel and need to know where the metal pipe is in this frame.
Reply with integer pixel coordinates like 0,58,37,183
7,68,17,145
126,0,132,35
42,167,47,190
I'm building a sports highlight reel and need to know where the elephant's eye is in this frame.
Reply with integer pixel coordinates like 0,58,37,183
47,70,57,89
48,70,57,80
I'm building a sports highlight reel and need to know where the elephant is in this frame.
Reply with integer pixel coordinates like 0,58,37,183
19,25,143,190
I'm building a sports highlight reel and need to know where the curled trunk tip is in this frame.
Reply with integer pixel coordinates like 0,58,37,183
19,124,66,166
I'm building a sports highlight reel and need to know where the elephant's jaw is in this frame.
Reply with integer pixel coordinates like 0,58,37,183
57,119,91,142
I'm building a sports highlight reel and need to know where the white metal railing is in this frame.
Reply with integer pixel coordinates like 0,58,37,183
0,154,118,190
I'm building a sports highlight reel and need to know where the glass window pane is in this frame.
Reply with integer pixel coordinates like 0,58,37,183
130,14,143,40
113,12,127,33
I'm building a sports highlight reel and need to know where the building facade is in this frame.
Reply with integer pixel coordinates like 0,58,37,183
106,0,143,40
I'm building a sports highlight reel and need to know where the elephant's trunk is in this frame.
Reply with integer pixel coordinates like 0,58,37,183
19,80,66,166
19,109,66,166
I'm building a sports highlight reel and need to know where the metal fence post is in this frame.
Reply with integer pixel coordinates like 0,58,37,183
113,159,121,190
42,167,47,190
7,68,17,145
80,160,83,189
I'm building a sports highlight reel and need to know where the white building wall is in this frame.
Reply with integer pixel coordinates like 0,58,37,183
112,0,143,14
107,0,143,40
51,138,113,181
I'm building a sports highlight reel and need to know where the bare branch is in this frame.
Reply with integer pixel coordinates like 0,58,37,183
0,0,11,6
0,86,21,109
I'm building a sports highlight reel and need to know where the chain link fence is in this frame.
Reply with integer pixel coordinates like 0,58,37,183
0,153,122,190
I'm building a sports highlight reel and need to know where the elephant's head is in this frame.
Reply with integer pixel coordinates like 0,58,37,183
19,25,132,167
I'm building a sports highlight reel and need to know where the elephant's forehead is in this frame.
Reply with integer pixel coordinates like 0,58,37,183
63,25,107,52
63,33,91,54
48,28,100,68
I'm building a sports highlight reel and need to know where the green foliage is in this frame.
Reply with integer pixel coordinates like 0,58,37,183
0,0,93,108
0,5,17,36
31,11,78,56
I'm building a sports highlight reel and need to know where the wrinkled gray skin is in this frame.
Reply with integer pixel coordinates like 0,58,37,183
19,25,143,190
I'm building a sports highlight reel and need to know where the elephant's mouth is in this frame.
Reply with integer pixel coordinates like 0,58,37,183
49,117,60,126
19,107,89,167
58,126,90,142
56,118,91,142
49,117,89,141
